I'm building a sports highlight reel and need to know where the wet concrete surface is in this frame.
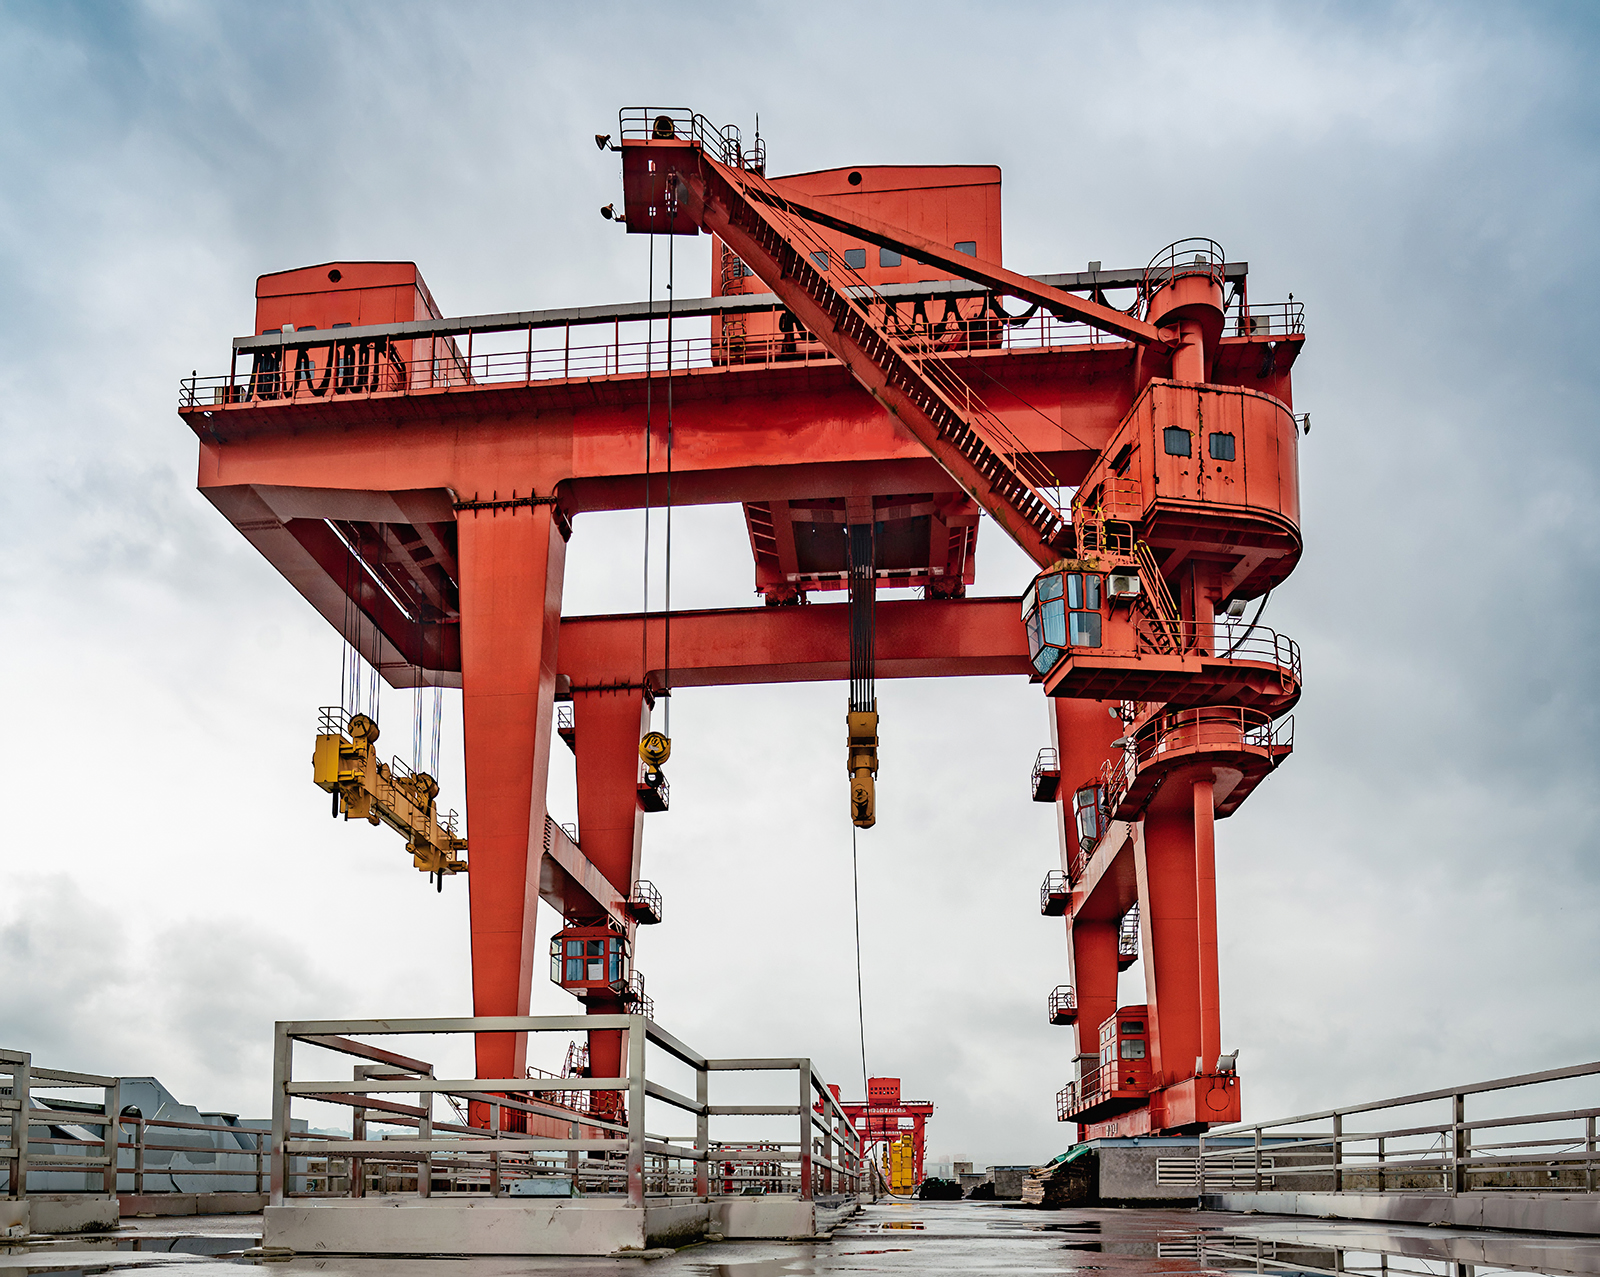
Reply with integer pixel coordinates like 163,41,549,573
4,1200,1599,1275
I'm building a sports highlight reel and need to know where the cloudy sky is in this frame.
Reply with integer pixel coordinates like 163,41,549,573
2,1,1597,1170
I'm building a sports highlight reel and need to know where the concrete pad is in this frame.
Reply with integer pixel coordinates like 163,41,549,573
1204,1189,1600,1236
118,1192,268,1217
264,1196,711,1256
17,1194,120,1234
710,1195,816,1239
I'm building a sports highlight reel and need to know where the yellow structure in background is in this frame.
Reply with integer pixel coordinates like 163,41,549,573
312,708,467,881
883,1132,916,1195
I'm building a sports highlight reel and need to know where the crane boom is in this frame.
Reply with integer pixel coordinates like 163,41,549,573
626,137,1073,568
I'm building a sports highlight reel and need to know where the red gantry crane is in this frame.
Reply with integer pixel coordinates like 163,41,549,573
178,108,1304,1141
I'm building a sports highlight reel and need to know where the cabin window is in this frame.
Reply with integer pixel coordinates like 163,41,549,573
879,247,901,267
1073,785,1107,849
843,248,866,270
954,241,977,257
1066,573,1102,647
1209,432,1236,461
810,251,830,271
1163,427,1191,456
1120,1038,1147,1060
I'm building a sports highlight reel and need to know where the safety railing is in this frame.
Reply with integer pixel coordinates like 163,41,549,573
269,1015,862,1207
617,108,761,170
1102,707,1294,818
1146,238,1226,295
1039,869,1070,915
1047,986,1077,1025
1237,302,1306,337
1126,619,1302,684
1199,1059,1600,1197
625,879,663,925
1118,903,1141,966
3,1048,304,1200
1031,746,1060,802
2,1050,119,1198
179,302,1141,413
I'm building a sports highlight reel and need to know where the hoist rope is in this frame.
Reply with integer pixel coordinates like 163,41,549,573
851,822,869,1101
642,228,655,688
663,219,675,736
847,523,876,713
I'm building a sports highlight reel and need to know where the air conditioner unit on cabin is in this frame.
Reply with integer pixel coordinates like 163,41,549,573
1107,569,1141,599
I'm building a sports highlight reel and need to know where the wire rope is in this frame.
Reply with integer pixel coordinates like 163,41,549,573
642,226,654,693
664,213,675,736
851,822,868,1102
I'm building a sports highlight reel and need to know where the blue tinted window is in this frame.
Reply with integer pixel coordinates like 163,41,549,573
810,251,829,271
1069,611,1102,647
879,247,901,267
843,248,866,270
1037,573,1064,602
565,958,583,982
1066,574,1100,608
1040,597,1067,648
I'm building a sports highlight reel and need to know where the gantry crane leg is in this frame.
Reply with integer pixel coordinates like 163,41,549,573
1134,777,1222,1112
458,503,569,1079
1049,699,1124,1077
571,688,650,1116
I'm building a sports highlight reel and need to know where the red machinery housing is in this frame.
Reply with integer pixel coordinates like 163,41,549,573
179,106,1306,1142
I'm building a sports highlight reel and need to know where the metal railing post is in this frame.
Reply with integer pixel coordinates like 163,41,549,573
798,1060,813,1202
822,1094,834,1197
695,1062,709,1200
351,1081,366,1199
1377,1135,1385,1193
1333,1112,1343,1192
13,1054,28,1200
626,1017,647,1207
135,1119,146,1195
1198,1131,1207,1198
417,1077,432,1198
1452,1092,1467,1194
1587,1116,1595,1193
269,1025,290,1206
489,1102,500,1198
102,1078,120,1196
253,1126,262,1195
1253,1127,1262,1191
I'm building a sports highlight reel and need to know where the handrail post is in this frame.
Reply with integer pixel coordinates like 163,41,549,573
626,1017,646,1207
269,1025,289,1206
798,1060,813,1202
1198,1131,1207,1199
1452,1092,1467,1194
1377,1135,1385,1193
135,1119,146,1196
102,1078,120,1196
417,1077,432,1198
525,323,533,383
12,1054,28,1200
694,1061,709,1200
488,1102,500,1198
1587,1116,1596,1193
350,1080,366,1200
1254,1127,1262,1191
1332,1112,1343,1192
